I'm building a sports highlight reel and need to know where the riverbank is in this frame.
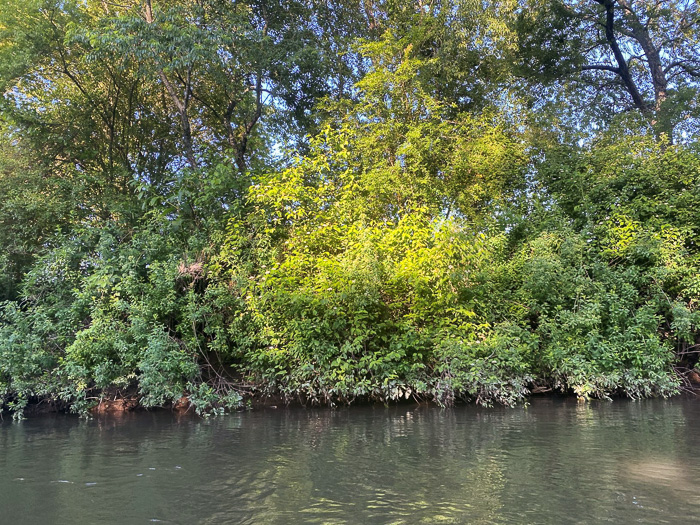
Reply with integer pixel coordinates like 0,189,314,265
6,368,700,420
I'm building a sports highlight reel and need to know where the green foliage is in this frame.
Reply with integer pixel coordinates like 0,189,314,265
0,216,241,416
0,0,698,415
514,0,700,139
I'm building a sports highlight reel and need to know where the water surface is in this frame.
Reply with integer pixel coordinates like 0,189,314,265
2,397,700,524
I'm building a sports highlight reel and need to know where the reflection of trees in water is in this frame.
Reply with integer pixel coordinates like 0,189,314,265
2,400,700,524
202,407,513,524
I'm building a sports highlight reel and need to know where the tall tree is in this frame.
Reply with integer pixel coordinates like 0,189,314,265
84,0,374,173
516,0,700,141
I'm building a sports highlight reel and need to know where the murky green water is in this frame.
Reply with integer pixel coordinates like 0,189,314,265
2,397,700,524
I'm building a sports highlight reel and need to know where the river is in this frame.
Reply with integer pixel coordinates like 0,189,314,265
2,397,700,524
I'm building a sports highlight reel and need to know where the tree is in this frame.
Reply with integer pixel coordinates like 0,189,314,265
83,0,375,174
516,0,700,141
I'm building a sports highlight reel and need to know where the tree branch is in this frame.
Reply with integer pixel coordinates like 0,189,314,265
592,0,650,114
581,64,620,73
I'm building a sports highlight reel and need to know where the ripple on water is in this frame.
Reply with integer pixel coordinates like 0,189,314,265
2,400,700,525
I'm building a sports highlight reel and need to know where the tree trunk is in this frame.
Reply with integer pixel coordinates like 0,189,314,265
617,0,672,141
144,0,199,168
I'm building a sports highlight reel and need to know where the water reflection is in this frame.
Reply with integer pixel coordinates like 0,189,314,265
1,398,700,524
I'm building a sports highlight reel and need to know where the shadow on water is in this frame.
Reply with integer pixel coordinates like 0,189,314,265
2,398,700,524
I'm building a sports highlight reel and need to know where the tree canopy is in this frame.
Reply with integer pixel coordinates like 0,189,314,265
0,0,698,416
516,0,700,140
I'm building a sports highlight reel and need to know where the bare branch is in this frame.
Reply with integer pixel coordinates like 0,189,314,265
581,64,620,73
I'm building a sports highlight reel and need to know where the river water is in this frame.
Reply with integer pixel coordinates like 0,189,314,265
2,397,700,524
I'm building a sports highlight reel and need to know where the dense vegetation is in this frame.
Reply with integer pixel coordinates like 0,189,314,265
0,0,699,417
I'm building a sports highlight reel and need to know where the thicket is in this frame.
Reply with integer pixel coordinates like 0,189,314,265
0,0,699,417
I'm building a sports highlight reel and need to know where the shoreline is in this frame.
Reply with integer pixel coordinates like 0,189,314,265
5,386,699,420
